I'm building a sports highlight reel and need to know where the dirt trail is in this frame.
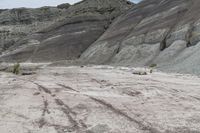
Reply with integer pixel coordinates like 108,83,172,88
0,66,200,133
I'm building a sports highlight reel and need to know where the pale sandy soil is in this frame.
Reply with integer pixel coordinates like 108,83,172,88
0,65,200,133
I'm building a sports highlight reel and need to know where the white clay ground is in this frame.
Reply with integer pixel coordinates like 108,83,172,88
0,65,200,133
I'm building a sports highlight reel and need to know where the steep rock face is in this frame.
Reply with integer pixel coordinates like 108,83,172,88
81,0,200,75
0,0,133,62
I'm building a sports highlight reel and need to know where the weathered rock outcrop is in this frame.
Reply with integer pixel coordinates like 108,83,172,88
0,0,133,62
0,6,68,53
57,3,71,9
80,0,200,75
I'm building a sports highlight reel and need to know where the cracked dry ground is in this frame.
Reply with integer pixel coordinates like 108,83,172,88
0,66,200,133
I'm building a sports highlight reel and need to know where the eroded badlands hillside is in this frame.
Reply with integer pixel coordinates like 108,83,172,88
81,0,200,75
1,0,200,75
0,0,133,62
0,6,68,53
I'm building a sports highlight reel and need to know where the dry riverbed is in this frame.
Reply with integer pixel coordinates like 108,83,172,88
0,65,200,133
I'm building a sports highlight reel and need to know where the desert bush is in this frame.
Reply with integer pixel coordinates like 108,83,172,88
13,63,20,75
149,64,157,68
150,69,153,73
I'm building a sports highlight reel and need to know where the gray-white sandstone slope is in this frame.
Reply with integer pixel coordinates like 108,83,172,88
80,0,200,75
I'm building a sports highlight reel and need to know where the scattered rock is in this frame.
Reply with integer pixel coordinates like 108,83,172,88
33,92,40,96
132,71,148,75
21,71,36,75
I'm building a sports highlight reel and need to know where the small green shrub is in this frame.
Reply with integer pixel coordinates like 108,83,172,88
149,64,157,68
150,69,153,73
13,63,20,75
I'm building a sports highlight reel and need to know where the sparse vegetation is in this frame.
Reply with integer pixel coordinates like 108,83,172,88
149,64,157,68
12,63,20,75
149,64,157,74
150,69,153,73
